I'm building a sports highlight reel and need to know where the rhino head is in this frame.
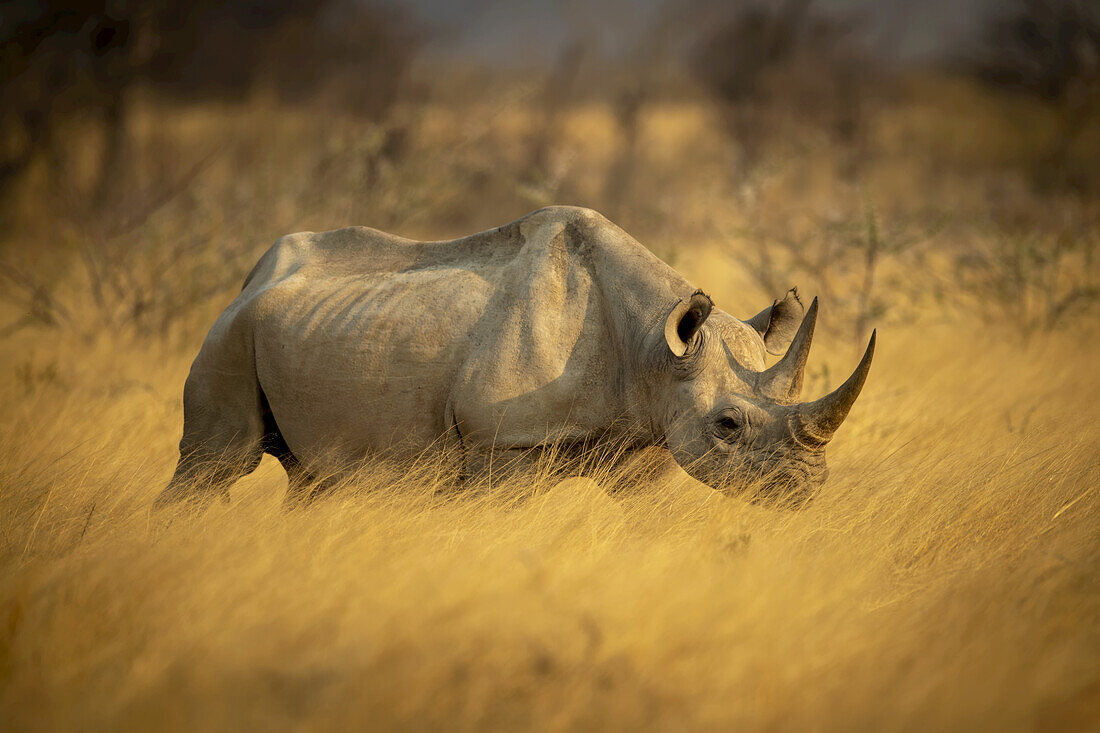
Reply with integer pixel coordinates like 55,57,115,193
652,289,875,506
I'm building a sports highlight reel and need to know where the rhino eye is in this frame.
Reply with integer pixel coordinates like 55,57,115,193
716,414,743,438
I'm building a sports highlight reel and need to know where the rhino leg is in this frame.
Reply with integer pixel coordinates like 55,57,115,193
154,333,266,509
260,408,311,508
272,442,337,509
155,416,264,509
258,411,341,509
274,452,321,509
462,446,542,487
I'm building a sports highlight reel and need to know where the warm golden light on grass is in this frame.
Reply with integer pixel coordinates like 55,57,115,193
2,288,1096,729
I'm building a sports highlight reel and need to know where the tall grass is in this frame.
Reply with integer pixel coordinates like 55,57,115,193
0,288,1096,730
0,82,1097,730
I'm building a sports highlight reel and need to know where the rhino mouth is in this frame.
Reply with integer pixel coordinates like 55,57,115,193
746,470,823,509
692,446,826,508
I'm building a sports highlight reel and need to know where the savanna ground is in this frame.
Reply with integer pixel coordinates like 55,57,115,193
0,72,1098,730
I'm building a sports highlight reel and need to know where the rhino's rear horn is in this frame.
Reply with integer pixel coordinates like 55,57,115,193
664,290,713,357
795,330,876,445
757,297,818,404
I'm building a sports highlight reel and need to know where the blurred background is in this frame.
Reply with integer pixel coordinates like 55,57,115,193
1,0,1098,347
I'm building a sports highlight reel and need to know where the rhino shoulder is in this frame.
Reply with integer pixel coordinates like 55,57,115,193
523,205,610,227
241,231,317,292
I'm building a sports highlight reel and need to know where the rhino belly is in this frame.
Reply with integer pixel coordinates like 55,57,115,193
252,267,494,473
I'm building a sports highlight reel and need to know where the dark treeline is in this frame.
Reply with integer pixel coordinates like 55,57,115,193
0,0,418,204
1,0,1098,208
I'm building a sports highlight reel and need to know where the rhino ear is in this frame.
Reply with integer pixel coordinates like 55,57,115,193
664,290,713,357
745,287,804,356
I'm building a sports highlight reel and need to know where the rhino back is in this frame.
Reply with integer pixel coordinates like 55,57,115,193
241,219,528,292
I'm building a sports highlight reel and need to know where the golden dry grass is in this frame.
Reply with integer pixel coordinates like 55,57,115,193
1,281,1097,731
1,84,1099,730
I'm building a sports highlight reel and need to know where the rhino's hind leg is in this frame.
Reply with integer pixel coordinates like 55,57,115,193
279,464,339,509
156,440,262,509
277,457,314,509
256,397,340,509
261,419,325,509
154,358,266,510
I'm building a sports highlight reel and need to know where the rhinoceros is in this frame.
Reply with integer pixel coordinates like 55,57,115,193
155,206,874,508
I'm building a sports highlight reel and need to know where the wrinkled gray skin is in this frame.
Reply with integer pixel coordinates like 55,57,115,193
155,206,874,509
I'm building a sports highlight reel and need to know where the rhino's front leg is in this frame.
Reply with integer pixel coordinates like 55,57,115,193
461,445,543,487
447,390,557,488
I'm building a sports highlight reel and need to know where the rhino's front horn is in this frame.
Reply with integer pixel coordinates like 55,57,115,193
757,297,818,404
795,330,876,445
